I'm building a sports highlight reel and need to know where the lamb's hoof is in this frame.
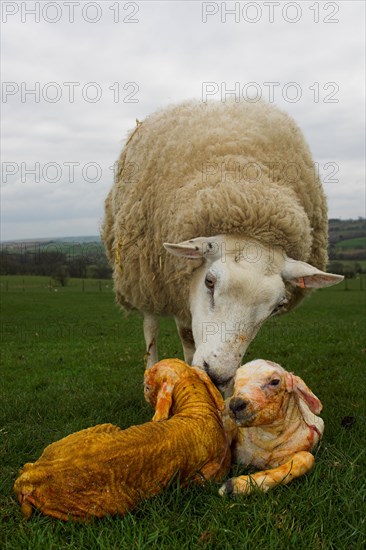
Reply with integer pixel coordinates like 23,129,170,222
17,492,34,519
219,478,234,497
21,499,34,519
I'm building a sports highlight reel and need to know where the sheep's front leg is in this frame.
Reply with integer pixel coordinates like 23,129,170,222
143,313,159,369
175,318,196,365
219,451,315,496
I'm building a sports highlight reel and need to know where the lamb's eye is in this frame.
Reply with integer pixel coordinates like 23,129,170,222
269,379,280,387
205,275,215,291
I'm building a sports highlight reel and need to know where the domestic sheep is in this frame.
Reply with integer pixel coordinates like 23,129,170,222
14,359,230,521
219,359,324,495
102,100,343,394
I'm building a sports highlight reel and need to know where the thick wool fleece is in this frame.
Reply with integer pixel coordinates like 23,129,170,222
102,100,328,322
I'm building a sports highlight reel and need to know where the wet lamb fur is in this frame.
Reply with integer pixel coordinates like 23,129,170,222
102,100,328,326
14,360,230,521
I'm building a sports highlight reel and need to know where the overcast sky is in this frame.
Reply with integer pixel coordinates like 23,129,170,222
1,0,365,241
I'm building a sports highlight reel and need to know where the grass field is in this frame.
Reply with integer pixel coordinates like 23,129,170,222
1,275,365,549
334,237,366,250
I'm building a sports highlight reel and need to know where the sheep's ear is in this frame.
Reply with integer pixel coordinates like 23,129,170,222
164,237,222,260
282,258,344,289
152,381,174,421
286,373,322,414
191,367,225,411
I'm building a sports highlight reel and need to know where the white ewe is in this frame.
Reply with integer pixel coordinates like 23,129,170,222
102,100,342,394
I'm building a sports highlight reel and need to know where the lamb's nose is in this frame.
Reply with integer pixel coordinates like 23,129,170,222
229,397,248,414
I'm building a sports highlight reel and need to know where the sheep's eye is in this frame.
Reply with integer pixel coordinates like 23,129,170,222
205,275,215,291
271,297,288,316
269,379,280,386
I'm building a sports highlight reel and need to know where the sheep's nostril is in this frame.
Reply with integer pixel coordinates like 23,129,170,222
201,361,233,389
229,397,248,414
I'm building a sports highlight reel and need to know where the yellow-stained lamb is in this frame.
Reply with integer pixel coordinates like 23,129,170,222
14,359,230,521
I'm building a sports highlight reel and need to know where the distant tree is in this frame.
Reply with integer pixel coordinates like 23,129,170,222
328,261,345,275
68,258,88,278
52,265,69,287
86,263,113,279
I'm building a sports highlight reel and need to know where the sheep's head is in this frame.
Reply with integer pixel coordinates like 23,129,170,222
164,235,343,396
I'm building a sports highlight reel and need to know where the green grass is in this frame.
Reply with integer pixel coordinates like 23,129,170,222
1,276,365,549
334,237,366,250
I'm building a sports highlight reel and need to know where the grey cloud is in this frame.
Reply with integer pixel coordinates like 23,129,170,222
1,0,365,240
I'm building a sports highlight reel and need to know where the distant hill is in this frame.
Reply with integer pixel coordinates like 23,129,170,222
1,236,101,245
0,236,109,280
1,221,365,278
328,218,366,262
2,221,365,251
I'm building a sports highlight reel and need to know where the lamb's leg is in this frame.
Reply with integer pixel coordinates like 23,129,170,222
219,451,315,496
143,313,159,369
175,318,196,365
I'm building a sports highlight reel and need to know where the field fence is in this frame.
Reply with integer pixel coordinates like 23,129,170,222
1,275,365,293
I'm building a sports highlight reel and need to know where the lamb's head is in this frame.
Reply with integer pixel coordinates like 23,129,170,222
144,358,186,421
228,359,322,427
144,358,225,420
164,235,343,396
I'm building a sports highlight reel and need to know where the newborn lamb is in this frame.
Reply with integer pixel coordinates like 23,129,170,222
14,359,230,521
219,359,324,496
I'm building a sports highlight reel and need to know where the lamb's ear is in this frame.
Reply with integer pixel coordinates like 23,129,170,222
282,258,344,288
191,367,225,411
286,373,322,414
164,237,221,260
152,381,174,421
